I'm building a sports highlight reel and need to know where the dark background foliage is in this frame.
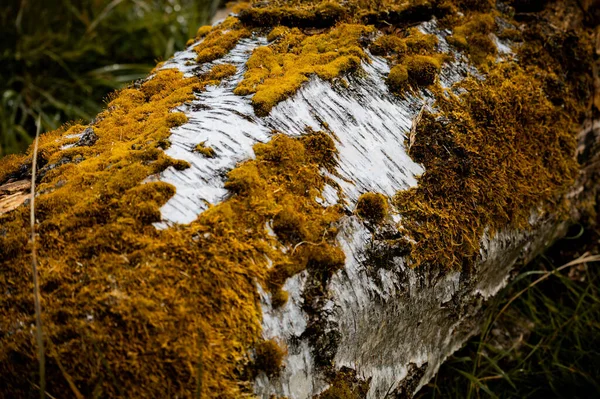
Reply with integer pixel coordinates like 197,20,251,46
0,0,218,157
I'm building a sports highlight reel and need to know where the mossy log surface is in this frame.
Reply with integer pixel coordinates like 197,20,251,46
0,0,599,398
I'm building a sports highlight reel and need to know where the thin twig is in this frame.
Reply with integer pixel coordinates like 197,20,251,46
31,116,45,399
408,103,426,153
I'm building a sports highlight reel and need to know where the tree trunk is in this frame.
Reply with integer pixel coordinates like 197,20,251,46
0,1,598,398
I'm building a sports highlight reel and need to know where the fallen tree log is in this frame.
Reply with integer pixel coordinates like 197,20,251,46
0,0,598,398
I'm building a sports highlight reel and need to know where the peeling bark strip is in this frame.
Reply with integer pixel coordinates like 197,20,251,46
0,0,598,398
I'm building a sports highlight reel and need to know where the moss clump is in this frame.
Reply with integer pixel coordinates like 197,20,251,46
370,28,438,56
194,17,251,64
388,54,444,94
194,141,216,158
303,243,346,281
0,153,27,183
254,339,285,377
238,0,457,30
273,207,309,244
317,366,370,399
447,13,497,66
387,64,409,91
456,0,494,12
406,55,442,86
355,192,389,224
165,112,188,127
368,26,446,95
234,23,374,116
195,63,238,90
204,63,237,80
187,25,214,46
196,25,212,38
238,0,347,28
267,26,288,42
394,62,579,269
497,28,522,42
404,27,439,53
267,261,306,293
271,288,289,308
369,34,408,56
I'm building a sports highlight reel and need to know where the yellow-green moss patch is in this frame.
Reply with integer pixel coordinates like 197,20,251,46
391,0,594,271
237,0,348,28
193,17,251,64
234,23,375,116
447,13,497,66
387,54,445,94
194,141,216,158
394,62,579,269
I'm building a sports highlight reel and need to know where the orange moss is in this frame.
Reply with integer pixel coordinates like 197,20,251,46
369,34,408,56
194,141,216,158
234,23,374,116
193,17,251,64
1,63,326,398
404,27,439,53
456,0,494,12
238,0,347,28
447,13,497,66
405,55,443,86
387,54,445,94
497,28,522,42
0,103,345,397
273,206,309,244
254,339,286,377
387,63,409,91
0,153,27,183
390,0,594,271
197,63,237,89
271,288,289,308
365,25,447,95
166,112,188,127
207,63,237,79
394,62,580,269
369,28,439,57
237,0,454,29
196,25,212,38
316,366,370,399
355,192,388,224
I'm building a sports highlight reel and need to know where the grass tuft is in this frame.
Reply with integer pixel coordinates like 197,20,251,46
418,223,600,399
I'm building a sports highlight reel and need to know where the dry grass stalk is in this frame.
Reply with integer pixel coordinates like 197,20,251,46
30,116,45,399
